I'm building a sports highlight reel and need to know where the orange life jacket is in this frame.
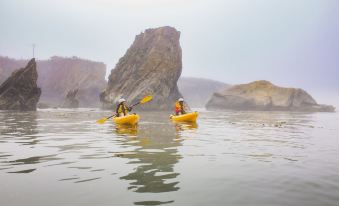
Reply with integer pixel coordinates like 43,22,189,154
174,101,183,112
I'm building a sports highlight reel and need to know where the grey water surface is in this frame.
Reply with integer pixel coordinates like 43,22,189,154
0,109,338,206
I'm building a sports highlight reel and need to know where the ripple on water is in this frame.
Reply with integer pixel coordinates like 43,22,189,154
7,155,61,165
74,177,101,183
134,200,174,205
7,168,36,174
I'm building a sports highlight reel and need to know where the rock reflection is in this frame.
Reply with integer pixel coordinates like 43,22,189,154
0,111,38,136
116,123,181,194
0,111,39,146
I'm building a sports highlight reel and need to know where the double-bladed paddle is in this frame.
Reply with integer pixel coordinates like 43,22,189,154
96,95,153,124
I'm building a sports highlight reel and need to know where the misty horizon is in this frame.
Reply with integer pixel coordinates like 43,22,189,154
1,54,338,108
1,0,339,107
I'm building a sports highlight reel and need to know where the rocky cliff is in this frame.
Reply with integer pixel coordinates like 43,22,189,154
0,58,41,111
206,80,335,112
0,56,106,107
178,77,229,108
37,56,106,107
101,26,182,110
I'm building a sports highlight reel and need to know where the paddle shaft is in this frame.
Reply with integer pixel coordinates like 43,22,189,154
107,114,116,120
131,102,141,108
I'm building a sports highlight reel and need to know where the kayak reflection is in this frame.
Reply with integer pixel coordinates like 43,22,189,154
115,123,182,194
174,122,198,132
114,124,138,137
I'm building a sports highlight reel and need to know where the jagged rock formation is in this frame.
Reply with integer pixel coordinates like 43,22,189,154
61,89,79,108
206,80,335,112
101,26,182,110
0,58,41,111
0,56,106,107
178,77,229,108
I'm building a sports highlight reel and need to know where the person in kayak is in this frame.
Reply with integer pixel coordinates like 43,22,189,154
116,98,132,117
174,98,188,115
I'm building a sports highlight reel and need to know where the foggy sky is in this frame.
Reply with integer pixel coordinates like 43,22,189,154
1,0,339,105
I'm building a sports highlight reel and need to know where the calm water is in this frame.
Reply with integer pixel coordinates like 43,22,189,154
0,109,338,206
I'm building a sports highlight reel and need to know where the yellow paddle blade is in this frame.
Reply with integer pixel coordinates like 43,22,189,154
140,95,153,104
96,117,108,124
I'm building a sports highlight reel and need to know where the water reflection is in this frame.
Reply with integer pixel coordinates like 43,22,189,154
8,155,60,165
113,123,181,204
1,110,337,206
207,111,316,163
0,111,38,137
174,122,198,132
222,111,315,128
0,111,40,147
115,124,139,137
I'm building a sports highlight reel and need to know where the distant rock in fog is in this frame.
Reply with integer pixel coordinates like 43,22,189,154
178,77,229,108
0,58,41,111
61,89,79,108
38,56,106,107
0,56,107,107
101,26,182,110
206,80,335,112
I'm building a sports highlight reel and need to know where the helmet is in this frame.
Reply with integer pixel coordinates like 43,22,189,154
118,98,126,103
178,98,184,102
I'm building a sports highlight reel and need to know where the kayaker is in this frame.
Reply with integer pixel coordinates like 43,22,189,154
116,98,132,117
174,98,188,115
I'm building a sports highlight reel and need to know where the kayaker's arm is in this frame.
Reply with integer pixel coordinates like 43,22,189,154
116,104,121,117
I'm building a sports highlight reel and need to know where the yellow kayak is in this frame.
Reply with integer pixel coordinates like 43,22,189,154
170,111,199,122
113,114,140,125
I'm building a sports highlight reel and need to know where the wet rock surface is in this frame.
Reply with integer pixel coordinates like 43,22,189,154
101,26,182,110
0,58,41,111
206,80,335,112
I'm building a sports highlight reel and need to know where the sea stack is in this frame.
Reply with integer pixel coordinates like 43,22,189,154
0,58,41,111
100,26,182,110
61,89,79,108
206,80,335,112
